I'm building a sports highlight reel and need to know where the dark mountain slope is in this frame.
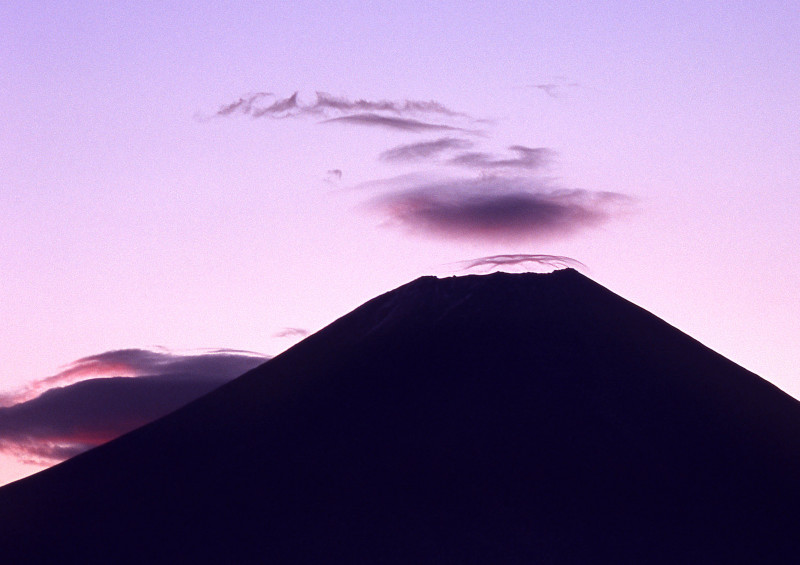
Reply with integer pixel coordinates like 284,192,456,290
1,270,799,564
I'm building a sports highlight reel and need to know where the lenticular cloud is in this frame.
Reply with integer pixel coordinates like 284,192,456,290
370,176,631,242
459,254,586,272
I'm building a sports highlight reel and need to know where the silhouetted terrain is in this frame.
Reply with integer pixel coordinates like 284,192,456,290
1,270,799,564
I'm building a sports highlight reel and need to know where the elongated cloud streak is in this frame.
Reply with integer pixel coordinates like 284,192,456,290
322,113,471,133
311,92,465,117
370,176,631,242
211,91,470,127
524,80,580,98
0,349,269,464
380,138,474,162
449,145,553,171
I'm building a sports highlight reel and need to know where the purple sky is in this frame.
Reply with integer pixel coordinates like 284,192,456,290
1,2,798,485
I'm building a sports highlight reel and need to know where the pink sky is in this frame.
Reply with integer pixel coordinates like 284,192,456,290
1,2,798,485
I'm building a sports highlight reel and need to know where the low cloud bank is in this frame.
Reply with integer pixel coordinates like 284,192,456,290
0,349,268,465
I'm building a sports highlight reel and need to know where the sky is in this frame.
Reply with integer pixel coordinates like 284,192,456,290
1,1,798,486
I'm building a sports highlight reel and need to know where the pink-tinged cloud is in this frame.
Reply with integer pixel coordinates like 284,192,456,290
0,348,267,407
369,176,632,242
459,254,586,273
0,349,269,465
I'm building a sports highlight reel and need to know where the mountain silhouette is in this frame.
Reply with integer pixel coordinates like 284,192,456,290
1,270,799,564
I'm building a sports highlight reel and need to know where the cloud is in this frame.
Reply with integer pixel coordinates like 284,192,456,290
369,176,632,242
379,138,474,162
216,92,272,116
524,79,580,98
448,145,553,170
206,88,633,245
325,169,343,183
251,92,300,118
210,91,471,129
0,349,268,464
321,113,473,133
458,254,586,272
273,327,310,339
1,348,268,407
311,92,465,117
530,83,562,97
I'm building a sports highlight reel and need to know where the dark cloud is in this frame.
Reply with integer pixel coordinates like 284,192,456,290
459,254,586,272
0,349,268,464
1,348,268,407
370,176,632,242
379,138,474,162
207,88,632,246
449,145,553,170
322,113,472,133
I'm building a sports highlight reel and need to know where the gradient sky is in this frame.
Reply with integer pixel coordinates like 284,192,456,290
2,2,799,485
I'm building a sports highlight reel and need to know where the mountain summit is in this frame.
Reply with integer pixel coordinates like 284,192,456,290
1,270,799,563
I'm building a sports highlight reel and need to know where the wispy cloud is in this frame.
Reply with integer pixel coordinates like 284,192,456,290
448,145,553,171
216,92,273,116
369,176,632,242
325,169,343,184
529,83,562,97
250,91,300,118
209,91,473,131
206,87,634,246
273,327,310,339
311,92,466,117
458,254,586,272
380,138,474,162
524,79,580,98
0,348,268,464
322,113,474,133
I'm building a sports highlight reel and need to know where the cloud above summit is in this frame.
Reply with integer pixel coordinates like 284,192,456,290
207,87,634,245
369,176,631,242
0,349,268,464
458,254,586,272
